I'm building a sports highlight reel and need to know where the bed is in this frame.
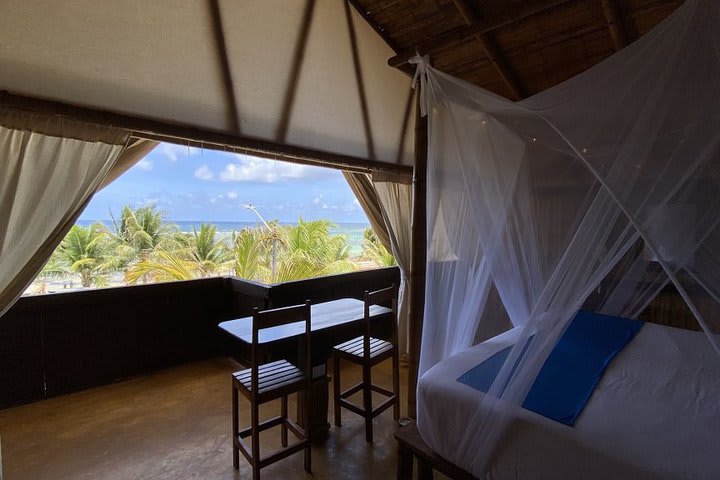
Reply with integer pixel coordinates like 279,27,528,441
417,322,720,479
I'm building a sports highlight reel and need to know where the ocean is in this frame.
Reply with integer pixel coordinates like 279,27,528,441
76,220,370,257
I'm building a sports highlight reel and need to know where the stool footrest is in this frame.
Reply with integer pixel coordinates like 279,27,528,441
338,398,368,417
238,416,285,438
370,384,394,397
340,382,364,399
372,395,397,418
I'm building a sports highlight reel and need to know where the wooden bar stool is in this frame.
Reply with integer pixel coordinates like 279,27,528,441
231,302,312,480
332,285,400,442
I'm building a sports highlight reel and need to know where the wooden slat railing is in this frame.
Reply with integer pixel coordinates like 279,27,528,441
0,267,399,408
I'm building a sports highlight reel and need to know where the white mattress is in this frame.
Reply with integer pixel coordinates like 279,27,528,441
417,323,720,479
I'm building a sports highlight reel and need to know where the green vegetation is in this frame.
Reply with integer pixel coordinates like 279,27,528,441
54,224,115,287
362,228,396,267
274,219,356,283
125,222,233,283
32,205,401,293
30,205,397,294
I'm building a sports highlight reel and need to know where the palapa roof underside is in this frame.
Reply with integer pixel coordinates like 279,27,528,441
355,0,684,100
0,0,686,171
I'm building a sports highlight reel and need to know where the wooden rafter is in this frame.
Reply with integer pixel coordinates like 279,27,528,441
450,0,524,100
388,0,574,68
395,87,415,165
0,91,412,175
276,0,316,143
601,0,629,51
208,0,241,134
344,0,376,160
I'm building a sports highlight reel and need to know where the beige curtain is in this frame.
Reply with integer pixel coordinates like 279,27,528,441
344,170,414,353
98,138,159,190
343,172,391,250
0,110,130,318
372,174,413,354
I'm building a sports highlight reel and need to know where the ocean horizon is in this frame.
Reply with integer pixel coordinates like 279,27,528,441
77,219,371,256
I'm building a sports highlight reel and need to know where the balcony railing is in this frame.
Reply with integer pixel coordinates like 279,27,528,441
0,267,400,409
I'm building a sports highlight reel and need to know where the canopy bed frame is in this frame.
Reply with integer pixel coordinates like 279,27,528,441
399,0,720,478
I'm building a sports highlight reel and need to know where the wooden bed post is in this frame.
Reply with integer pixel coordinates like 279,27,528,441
407,90,428,419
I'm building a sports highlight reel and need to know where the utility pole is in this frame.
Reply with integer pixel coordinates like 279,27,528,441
242,204,278,282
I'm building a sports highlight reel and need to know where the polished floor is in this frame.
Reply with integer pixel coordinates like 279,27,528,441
0,357,410,480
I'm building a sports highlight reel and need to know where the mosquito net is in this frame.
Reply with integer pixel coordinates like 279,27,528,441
414,0,720,472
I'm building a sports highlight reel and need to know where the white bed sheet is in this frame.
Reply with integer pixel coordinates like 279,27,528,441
417,323,720,479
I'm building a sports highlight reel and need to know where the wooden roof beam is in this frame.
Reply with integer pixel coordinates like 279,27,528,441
0,91,412,176
276,0,316,143
601,0,629,51
344,0,376,160
451,0,525,100
388,0,574,68
208,0,241,134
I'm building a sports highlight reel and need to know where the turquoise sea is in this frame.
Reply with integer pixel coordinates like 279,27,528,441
77,220,370,257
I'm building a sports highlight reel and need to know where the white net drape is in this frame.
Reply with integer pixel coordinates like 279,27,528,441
416,0,720,474
373,178,413,353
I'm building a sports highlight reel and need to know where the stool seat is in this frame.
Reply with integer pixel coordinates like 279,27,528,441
233,360,304,399
334,336,394,361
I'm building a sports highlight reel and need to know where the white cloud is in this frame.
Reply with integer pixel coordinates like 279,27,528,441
210,194,224,204
342,201,359,212
312,194,323,205
227,191,239,199
158,143,201,162
137,195,173,207
135,159,153,171
219,154,336,183
194,164,214,181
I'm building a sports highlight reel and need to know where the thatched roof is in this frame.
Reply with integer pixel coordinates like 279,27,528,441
355,0,684,99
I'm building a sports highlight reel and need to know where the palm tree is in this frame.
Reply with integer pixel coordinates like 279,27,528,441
174,223,231,277
231,227,272,282
124,250,196,284
362,228,396,267
126,219,356,284
126,223,231,283
108,205,176,282
273,219,357,282
56,224,114,287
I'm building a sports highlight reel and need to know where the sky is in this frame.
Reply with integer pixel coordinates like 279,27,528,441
81,143,370,224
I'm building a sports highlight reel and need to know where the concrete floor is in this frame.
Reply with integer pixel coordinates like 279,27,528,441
0,357,410,480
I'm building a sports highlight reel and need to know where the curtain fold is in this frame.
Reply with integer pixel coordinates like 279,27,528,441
343,171,391,250
0,110,129,318
373,175,412,354
344,171,413,353
98,138,158,190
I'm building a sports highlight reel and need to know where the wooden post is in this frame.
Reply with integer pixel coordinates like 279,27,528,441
407,89,427,419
